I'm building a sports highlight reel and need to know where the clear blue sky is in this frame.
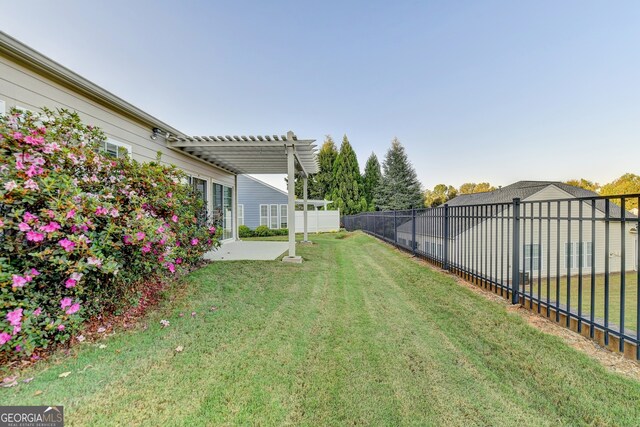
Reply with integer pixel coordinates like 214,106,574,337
3,1,639,191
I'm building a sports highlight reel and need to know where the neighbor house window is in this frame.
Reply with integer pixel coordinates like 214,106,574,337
260,205,268,226
524,244,541,271
270,204,279,229
99,138,132,159
565,242,592,268
238,204,244,226
280,204,288,228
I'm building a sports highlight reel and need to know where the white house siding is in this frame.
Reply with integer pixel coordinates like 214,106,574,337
0,55,235,226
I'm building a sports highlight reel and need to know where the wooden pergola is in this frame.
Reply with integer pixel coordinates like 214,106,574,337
168,131,319,262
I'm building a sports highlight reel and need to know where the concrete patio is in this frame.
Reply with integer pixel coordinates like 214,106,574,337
203,240,289,261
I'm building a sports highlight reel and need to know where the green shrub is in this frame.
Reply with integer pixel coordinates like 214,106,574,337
254,225,272,237
275,228,288,236
238,225,253,238
0,108,219,360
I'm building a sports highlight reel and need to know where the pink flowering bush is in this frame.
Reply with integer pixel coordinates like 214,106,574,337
0,108,219,360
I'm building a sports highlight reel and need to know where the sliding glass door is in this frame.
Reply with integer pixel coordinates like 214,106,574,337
212,183,234,240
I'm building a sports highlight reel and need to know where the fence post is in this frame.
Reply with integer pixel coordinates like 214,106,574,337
511,198,521,304
443,204,450,270
394,210,397,245
411,208,416,255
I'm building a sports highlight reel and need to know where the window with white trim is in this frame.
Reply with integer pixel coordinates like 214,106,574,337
270,204,279,229
99,138,132,159
280,204,288,228
523,244,541,272
238,204,244,226
260,205,269,226
564,242,592,269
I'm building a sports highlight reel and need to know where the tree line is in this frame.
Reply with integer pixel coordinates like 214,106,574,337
296,135,640,213
295,135,423,214
423,174,640,209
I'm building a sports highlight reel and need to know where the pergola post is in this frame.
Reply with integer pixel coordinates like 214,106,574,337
283,144,302,262
303,176,309,242
234,174,239,241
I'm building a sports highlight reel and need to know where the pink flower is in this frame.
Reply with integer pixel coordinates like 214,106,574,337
58,324,65,331
23,212,38,222
136,232,146,241
18,222,31,232
58,238,75,252
11,275,27,288
13,325,21,335
167,192,173,198
156,225,165,233
42,142,61,153
24,179,39,191
110,208,119,218
66,209,76,219
123,235,132,244
33,307,42,316
12,131,24,141
176,257,183,264
26,231,45,242
95,206,108,215
0,332,11,345
141,243,151,253
40,221,61,233
65,303,80,315
30,268,40,277
6,308,23,326
60,297,72,309
167,263,175,273
191,238,199,246
26,164,44,177
209,226,216,234
24,135,44,145
3,180,17,192
171,215,178,223
65,278,77,288
0,219,3,228
87,257,102,267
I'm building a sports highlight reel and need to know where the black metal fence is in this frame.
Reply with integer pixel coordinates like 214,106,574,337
343,194,640,359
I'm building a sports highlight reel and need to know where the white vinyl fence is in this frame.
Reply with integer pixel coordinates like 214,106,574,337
295,210,340,233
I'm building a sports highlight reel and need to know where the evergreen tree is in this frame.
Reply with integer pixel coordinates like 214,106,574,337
330,135,367,214
315,136,339,199
294,136,338,201
376,137,423,210
362,152,382,211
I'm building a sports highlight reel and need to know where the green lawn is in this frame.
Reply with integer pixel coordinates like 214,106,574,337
2,232,639,426
530,272,639,331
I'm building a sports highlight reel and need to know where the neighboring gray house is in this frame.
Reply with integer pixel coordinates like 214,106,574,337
237,175,331,229
397,181,638,276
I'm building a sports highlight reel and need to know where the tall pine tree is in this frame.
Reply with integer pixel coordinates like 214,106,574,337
294,135,338,201
362,152,382,211
330,135,367,214
376,137,423,210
